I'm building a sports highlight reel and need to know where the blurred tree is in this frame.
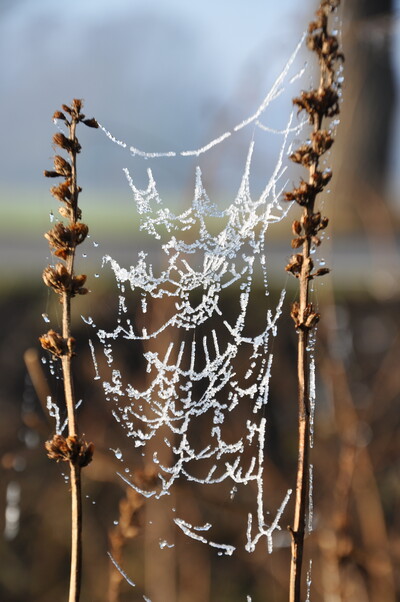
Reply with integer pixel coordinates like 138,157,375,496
333,0,396,227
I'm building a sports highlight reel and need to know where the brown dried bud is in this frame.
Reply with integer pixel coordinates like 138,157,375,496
320,216,329,229
71,222,89,245
290,301,301,327
58,206,82,220
45,434,94,467
54,155,72,177
42,263,70,294
53,110,67,122
291,237,306,249
67,337,76,355
45,222,88,256
44,170,61,178
292,220,302,236
71,274,88,296
79,440,94,467
311,212,321,226
82,118,98,128
312,169,332,191
289,145,316,167
322,35,338,57
50,180,72,203
319,87,340,118
290,302,320,330
285,254,303,277
53,133,81,154
303,304,320,329
72,99,83,113
314,267,330,277
293,87,339,123
311,130,334,155
301,213,324,236
61,104,73,115
44,223,72,255
42,265,88,298
39,329,68,357
284,180,315,206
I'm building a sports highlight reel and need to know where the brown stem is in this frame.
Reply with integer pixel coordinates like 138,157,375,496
289,331,310,602
41,100,97,602
289,132,319,602
69,463,83,602
287,2,343,598
64,114,82,602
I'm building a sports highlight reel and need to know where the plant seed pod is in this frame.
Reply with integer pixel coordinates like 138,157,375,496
82,118,98,128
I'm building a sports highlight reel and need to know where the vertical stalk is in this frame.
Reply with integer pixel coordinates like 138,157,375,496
284,3,343,600
69,463,83,602
40,100,98,602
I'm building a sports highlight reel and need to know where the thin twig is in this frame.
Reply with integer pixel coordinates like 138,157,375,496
39,100,98,602
283,2,343,599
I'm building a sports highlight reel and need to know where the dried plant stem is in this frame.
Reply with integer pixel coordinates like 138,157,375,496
283,2,343,599
62,112,82,602
289,334,310,600
69,464,83,602
40,100,98,602
290,109,323,600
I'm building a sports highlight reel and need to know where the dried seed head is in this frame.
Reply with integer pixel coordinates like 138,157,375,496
45,222,88,256
71,222,89,245
292,220,302,236
303,305,320,329
67,337,76,355
311,212,321,226
290,145,316,167
82,118,98,128
290,301,301,327
312,169,332,192
50,180,72,203
53,132,81,154
71,274,88,296
53,111,67,122
45,434,94,466
311,130,334,155
44,223,73,254
320,216,329,229
314,267,330,277
72,99,83,113
53,155,72,177
39,329,68,357
293,87,340,123
284,180,316,206
285,254,303,277
61,104,73,115
42,263,70,294
291,237,306,249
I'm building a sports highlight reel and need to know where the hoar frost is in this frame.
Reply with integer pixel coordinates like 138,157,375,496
86,32,316,557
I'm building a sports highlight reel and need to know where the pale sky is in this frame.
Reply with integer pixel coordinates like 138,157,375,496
0,0,312,192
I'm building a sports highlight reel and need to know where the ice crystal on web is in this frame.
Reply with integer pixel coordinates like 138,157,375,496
86,32,313,558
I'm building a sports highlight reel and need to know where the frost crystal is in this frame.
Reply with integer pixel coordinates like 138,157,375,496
88,32,314,557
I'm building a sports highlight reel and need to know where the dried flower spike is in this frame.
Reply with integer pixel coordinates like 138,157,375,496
286,2,343,600
41,99,97,602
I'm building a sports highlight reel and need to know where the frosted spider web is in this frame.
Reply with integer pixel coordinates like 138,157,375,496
82,32,315,569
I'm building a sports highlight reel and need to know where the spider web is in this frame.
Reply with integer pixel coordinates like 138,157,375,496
83,32,311,560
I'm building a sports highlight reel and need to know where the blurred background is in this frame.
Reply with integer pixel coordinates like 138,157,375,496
1,0,400,600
